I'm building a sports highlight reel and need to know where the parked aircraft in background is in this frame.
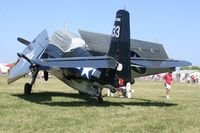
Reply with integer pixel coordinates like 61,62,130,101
7,10,191,102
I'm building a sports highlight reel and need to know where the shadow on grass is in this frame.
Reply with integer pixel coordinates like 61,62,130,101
12,91,177,107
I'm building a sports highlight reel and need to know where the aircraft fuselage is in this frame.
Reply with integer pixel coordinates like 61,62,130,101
44,44,174,97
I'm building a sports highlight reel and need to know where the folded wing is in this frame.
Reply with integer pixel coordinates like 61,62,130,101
8,30,49,84
131,57,192,68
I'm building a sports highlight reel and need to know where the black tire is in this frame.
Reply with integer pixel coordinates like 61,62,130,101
110,89,116,93
24,83,32,94
121,89,127,97
131,78,135,84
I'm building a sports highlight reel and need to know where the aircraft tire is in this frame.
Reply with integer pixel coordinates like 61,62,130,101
110,89,116,93
131,79,135,84
121,89,127,97
24,83,32,94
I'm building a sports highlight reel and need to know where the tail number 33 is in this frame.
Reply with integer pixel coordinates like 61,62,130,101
112,26,120,38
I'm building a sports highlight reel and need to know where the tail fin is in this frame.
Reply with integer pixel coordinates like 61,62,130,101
108,10,131,84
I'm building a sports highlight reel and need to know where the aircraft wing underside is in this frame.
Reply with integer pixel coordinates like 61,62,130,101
131,58,192,68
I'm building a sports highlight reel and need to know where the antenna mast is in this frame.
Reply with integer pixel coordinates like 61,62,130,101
123,0,126,10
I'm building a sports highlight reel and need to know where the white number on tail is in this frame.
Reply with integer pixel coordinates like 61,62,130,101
112,25,120,38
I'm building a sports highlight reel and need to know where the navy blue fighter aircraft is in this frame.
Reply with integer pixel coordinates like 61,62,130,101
8,10,191,102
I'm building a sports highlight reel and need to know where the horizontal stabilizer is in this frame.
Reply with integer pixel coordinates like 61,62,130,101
33,56,117,69
131,58,192,68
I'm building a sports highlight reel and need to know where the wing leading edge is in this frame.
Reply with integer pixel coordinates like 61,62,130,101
33,56,117,69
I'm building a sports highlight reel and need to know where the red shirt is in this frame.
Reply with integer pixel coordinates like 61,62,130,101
163,73,173,85
191,75,196,81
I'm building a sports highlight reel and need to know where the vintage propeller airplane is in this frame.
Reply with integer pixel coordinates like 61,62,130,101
8,10,191,102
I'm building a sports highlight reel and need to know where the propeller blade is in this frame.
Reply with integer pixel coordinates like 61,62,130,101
17,37,31,46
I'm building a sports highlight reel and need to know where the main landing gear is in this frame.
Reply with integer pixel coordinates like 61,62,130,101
24,83,32,94
97,92,103,103
92,86,103,103
24,70,39,94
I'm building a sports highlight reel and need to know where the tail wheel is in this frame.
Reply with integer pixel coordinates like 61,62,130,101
24,83,32,94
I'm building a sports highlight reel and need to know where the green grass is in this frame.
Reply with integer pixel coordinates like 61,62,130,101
1,75,200,133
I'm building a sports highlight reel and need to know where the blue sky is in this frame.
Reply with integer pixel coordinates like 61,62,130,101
0,0,199,66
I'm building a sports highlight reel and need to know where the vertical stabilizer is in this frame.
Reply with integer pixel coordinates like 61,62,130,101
108,10,131,84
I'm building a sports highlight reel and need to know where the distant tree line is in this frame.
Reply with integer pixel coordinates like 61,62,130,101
180,66,200,70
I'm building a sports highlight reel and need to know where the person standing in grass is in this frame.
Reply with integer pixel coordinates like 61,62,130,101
163,72,173,99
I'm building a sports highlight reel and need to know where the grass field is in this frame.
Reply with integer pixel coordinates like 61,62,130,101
1,76,200,133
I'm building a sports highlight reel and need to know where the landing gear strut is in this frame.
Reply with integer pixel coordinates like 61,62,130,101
24,70,39,94
97,92,103,103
